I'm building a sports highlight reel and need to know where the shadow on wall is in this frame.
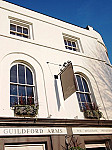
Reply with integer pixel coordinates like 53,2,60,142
54,79,61,111
84,59,112,119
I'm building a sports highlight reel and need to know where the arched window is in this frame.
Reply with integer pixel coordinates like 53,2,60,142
75,74,92,111
10,64,35,107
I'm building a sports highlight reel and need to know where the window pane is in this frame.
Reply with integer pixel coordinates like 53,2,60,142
10,65,17,83
82,103,86,111
17,33,22,37
68,41,71,46
79,93,86,102
19,96,26,105
23,35,28,38
76,75,84,92
27,86,34,97
82,78,89,92
85,94,91,103
26,67,33,85
23,27,28,34
68,47,72,50
10,31,15,35
72,42,76,47
10,96,18,107
18,85,26,96
18,64,25,84
79,103,83,111
17,26,22,33
65,46,68,49
27,97,34,105
64,40,67,45
73,48,77,51
10,24,16,31
76,93,80,102
10,84,17,95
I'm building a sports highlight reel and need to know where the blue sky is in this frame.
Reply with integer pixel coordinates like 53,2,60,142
5,0,112,63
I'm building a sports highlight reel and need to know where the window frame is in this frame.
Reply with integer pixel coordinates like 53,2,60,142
75,74,92,111
9,16,33,39
64,38,79,52
10,23,29,38
63,34,82,52
10,63,35,107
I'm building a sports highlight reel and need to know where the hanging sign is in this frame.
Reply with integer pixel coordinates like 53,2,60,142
60,63,77,100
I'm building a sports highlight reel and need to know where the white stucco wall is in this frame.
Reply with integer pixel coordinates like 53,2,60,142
0,0,112,119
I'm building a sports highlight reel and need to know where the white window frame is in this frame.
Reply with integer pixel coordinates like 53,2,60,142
75,74,92,111
10,22,29,38
9,16,33,39
63,34,83,52
10,63,36,107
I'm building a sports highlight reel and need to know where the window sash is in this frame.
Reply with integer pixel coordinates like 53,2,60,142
10,64,35,107
75,74,92,111
10,23,29,38
64,38,79,51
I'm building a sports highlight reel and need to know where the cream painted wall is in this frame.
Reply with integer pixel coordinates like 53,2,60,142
0,0,112,119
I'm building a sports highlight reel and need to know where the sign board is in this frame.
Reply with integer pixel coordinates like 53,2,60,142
0,127,67,136
72,128,112,135
60,63,76,100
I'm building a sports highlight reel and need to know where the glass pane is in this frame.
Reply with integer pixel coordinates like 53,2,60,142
10,24,16,31
17,33,22,37
18,85,26,96
26,67,33,85
10,84,17,95
27,86,34,97
85,94,91,103
23,27,28,34
64,40,67,45
10,65,17,83
68,47,72,50
10,96,18,107
88,103,92,110
18,64,25,84
23,35,28,38
17,26,22,33
19,96,26,105
27,97,34,105
82,78,89,92
68,41,71,46
79,103,83,111
65,46,68,49
79,93,86,102
76,75,84,92
10,31,15,35
76,93,80,102
73,48,77,51
82,103,86,111
72,42,76,47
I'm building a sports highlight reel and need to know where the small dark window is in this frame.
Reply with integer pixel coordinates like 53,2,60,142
10,24,16,31
10,23,29,38
64,38,79,52
23,27,28,34
17,26,22,33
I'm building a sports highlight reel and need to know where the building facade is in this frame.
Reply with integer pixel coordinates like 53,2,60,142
0,0,112,149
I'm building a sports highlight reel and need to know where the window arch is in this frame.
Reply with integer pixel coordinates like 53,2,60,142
10,63,35,107
75,74,92,111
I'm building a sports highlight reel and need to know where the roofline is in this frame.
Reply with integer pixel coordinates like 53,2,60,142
3,0,88,31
